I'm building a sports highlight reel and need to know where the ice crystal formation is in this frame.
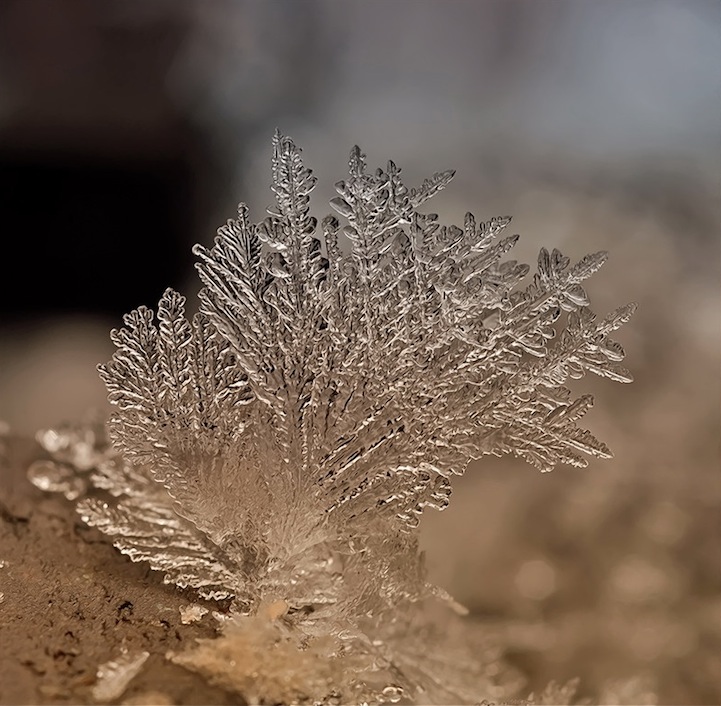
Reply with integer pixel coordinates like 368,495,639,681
29,132,634,704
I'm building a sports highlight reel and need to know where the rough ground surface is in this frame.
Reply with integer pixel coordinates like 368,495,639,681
0,435,246,706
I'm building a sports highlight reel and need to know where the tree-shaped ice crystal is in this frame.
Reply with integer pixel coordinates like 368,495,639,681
29,131,634,703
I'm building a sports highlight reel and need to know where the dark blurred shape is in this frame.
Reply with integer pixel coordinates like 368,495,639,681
0,0,204,322
0,153,193,321
0,0,338,324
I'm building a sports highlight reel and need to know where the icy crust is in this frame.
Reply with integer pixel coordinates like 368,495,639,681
27,133,634,704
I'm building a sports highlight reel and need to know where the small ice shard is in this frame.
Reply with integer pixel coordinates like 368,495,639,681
381,685,404,703
27,460,87,500
179,603,209,624
211,610,234,625
36,421,105,471
92,650,150,703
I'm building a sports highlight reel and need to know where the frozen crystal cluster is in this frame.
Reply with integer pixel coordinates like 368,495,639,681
29,132,634,704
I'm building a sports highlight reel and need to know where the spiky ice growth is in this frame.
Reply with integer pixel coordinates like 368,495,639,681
29,132,634,704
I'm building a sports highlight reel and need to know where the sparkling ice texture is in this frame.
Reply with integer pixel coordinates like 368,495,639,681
29,132,634,704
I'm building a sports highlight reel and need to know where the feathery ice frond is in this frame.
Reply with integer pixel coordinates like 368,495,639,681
28,132,634,704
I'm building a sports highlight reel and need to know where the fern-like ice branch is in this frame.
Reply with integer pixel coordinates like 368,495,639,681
31,131,635,628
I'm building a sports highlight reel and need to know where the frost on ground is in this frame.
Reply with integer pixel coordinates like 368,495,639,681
25,132,634,704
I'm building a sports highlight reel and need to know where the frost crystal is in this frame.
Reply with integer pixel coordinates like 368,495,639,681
92,650,150,703
179,603,209,624
29,132,634,703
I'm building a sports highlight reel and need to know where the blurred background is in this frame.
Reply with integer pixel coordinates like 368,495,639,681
0,1,718,703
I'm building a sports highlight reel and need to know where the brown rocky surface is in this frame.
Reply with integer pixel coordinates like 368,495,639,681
0,434,245,706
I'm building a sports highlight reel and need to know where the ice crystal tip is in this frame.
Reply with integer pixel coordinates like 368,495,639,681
28,132,634,704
